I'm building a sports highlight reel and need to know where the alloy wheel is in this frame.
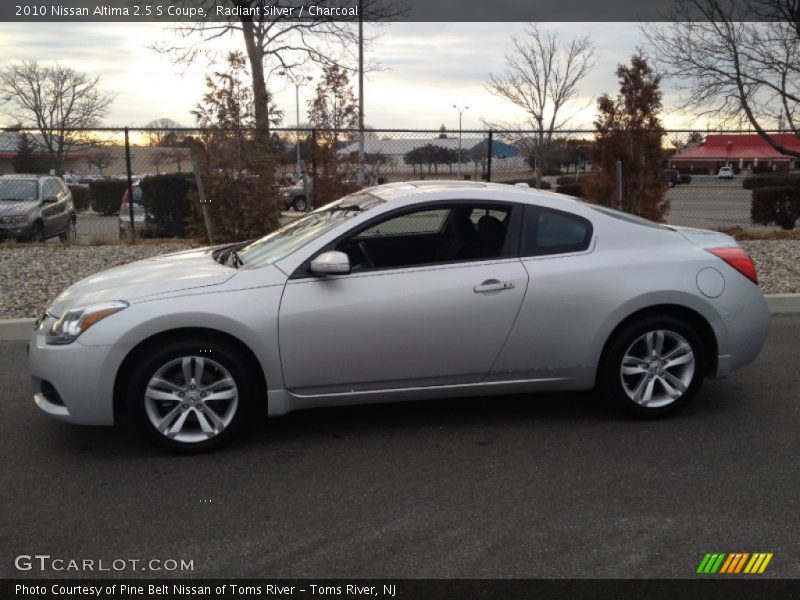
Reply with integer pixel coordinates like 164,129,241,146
144,356,239,444
620,329,695,408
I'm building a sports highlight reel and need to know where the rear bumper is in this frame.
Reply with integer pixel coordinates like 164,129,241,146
711,284,772,378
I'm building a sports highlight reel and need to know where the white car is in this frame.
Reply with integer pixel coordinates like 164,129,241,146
717,167,734,179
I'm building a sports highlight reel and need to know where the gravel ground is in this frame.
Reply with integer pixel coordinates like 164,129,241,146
0,243,192,319
0,239,798,319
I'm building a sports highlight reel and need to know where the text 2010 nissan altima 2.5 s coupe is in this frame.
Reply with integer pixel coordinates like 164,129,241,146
29,181,772,451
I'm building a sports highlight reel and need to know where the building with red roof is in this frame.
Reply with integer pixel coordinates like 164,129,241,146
670,133,800,174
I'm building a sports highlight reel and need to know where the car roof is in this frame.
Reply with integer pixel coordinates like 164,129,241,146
366,179,582,208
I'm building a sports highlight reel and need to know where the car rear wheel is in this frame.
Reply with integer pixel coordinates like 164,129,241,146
126,339,256,452
292,196,307,212
600,316,705,417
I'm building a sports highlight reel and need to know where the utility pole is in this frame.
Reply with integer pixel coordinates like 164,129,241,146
357,0,365,186
453,104,468,175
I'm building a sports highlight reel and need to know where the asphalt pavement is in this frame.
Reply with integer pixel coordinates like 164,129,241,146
1,315,799,579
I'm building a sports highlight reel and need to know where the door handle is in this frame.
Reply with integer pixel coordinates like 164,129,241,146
473,280,515,293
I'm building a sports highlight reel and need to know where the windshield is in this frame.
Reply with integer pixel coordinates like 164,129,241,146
0,180,38,201
237,192,385,268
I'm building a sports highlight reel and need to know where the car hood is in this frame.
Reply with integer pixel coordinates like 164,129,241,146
0,200,38,216
48,247,236,315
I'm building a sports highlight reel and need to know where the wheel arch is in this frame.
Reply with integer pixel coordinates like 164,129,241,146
595,304,719,385
113,327,268,421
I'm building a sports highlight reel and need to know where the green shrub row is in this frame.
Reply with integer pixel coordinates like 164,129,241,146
140,174,193,238
742,173,800,190
88,180,128,216
67,185,91,212
555,183,584,197
751,187,800,230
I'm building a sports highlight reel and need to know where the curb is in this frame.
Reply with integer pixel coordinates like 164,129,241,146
1,294,799,342
0,318,37,342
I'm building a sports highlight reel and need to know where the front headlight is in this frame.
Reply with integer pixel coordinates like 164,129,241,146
0,215,28,224
46,301,129,345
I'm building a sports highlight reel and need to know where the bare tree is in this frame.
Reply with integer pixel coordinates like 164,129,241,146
0,61,114,172
644,0,800,157
486,25,594,187
143,118,185,147
153,1,402,140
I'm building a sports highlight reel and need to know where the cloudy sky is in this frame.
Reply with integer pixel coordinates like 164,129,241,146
0,21,705,132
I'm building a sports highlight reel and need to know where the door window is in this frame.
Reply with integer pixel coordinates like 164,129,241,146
340,204,514,271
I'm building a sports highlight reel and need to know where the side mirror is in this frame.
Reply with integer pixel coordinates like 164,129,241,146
43,196,58,204
310,251,351,276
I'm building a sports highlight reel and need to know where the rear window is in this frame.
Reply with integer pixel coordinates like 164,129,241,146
523,207,593,256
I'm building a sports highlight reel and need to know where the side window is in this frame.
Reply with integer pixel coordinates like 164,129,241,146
41,180,57,199
523,207,592,256
340,204,513,271
357,209,448,238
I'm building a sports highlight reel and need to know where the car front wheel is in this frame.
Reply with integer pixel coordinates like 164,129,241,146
292,196,307,212
126,339,256,452
600,316,705,417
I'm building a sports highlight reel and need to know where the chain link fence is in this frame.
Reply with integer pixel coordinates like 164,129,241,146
0,126,789,245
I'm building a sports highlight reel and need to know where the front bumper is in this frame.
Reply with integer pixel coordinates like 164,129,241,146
28,320,128,425
0,222,34,239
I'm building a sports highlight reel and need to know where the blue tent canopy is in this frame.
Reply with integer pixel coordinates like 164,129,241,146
467,139,519,159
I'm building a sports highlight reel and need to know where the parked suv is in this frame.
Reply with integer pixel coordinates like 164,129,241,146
0,175,75,242
718,166,735,179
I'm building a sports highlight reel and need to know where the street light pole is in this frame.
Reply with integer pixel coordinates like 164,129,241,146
453,104,469,175
357,0,365,186
279,71,312,182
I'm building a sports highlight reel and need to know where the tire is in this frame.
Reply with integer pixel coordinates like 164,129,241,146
292,196,307,212
126,338,257,452
599,316,705,417
59,216,76,243
28,222,45,243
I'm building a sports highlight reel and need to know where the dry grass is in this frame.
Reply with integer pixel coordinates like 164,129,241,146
716,226,800,241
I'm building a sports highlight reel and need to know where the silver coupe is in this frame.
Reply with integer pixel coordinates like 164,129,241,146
29,181,772,451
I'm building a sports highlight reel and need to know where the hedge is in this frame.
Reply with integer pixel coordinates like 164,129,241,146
742,174,800,190
674,167,712,175
67,185,91,212
509,179,551,190
89,180,128,215
751,186,800,229
555,183,584,197
556,174,592,185
140,173,192,238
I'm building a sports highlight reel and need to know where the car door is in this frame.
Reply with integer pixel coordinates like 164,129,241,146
40,179,61,237
278,202,529,395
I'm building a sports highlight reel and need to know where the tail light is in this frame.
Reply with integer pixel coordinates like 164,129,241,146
706,247,758,284
120,189,129,215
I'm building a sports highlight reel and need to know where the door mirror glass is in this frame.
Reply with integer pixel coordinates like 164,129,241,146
43,195,58,204
310,251,351,275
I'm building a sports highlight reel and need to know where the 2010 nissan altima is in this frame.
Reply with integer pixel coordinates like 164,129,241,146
28,181,772,451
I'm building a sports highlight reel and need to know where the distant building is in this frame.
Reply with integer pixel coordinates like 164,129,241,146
670,133,800,173
0,131,189,176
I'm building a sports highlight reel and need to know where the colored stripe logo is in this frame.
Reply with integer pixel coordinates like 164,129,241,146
696,552,773,574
